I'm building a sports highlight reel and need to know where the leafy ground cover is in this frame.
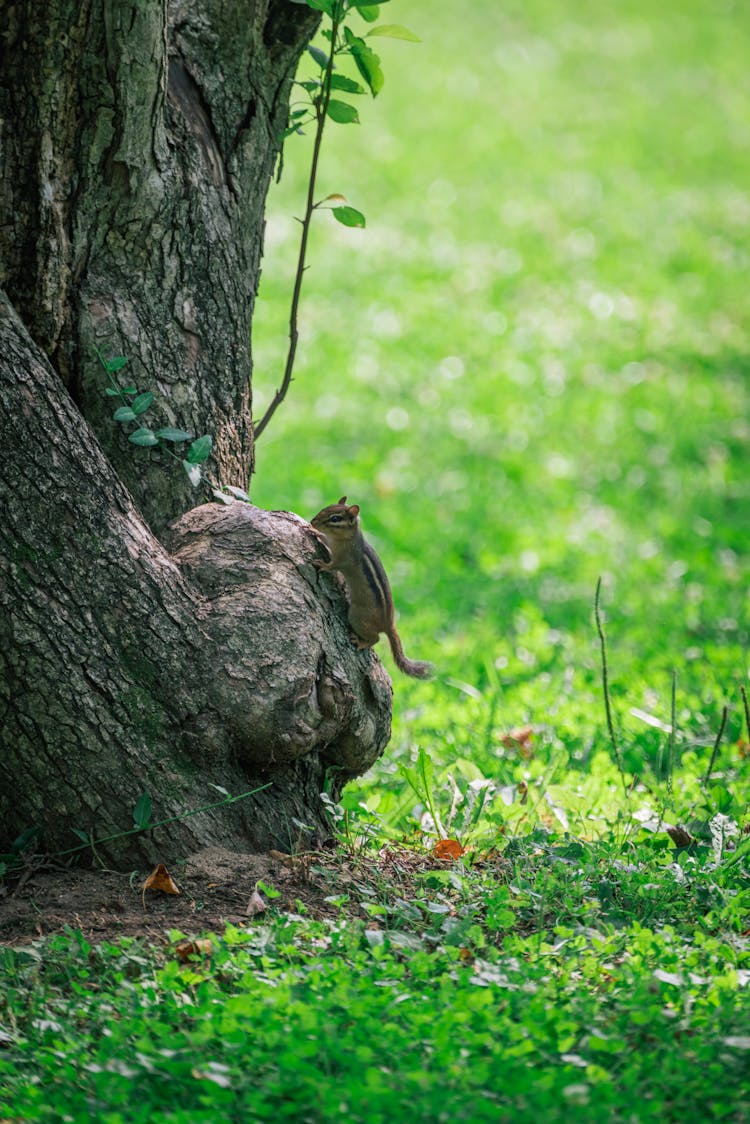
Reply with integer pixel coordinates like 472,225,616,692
2,828,750,1122
3,0,750,1118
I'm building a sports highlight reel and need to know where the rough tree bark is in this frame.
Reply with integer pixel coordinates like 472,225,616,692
0,1,393,864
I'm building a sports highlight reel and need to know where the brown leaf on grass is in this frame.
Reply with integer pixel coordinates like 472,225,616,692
666,825,694,848
433,838,465,861
174,938,213,962
143,863,180,894
500,725,534,758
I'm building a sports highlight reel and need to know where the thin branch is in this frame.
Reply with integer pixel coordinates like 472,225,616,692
254,13,341,441
51,783,272,860
594,577,626,792
703,705,728,789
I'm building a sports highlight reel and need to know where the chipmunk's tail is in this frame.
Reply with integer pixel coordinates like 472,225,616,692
387,626,434,680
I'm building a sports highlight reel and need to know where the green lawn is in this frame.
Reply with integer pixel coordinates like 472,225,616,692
3,0,750,1119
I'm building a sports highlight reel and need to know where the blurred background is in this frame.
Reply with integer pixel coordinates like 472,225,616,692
251,0,749,823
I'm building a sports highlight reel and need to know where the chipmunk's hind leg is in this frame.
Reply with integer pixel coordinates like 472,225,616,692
347,605,380,649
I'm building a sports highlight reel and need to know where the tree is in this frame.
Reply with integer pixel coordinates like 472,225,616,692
0,0,392,865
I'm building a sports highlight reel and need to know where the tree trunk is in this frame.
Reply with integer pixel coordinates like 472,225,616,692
0,1,394,865
1,0,317,531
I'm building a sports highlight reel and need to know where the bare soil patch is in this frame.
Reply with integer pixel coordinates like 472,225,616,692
0,847,345,946
0,845,472,947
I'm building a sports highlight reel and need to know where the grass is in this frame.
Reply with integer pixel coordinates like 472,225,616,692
3,0,750,1118
3,833,750,1122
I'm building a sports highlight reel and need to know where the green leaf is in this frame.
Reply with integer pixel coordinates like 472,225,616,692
332,206,366,228
113,406,137,423
355,6,381,21
128,428,159,447
298,79,321,93
308,45,329,69
12,826,42,853
105,356,129,373
326,99,360,124
154,427,193,443
344,30,384,96
223,485,251,501
122,387,138,395
329,74,366,94
306,0,333,11
318,193,348,208
183,460,203,487
256,879,282,900
105,388,122,397
398,747,443,834
367,24,421,41
131,391,154,416
133,793,152,830
71,828,90,844
348,0,391,7
187,434,213,464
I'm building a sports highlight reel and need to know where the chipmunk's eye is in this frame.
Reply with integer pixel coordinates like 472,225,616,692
328,514,344,523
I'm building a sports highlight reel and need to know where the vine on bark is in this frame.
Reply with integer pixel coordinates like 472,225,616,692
94,346,213,488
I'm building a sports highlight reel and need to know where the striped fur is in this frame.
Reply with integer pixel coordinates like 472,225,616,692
311,498,434,679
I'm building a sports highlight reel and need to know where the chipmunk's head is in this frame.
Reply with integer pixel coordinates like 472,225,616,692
310,495,360,539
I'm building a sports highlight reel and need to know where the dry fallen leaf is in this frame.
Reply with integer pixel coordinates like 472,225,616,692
433,838,465,861
268,849,293,864
666,825,694,848
500,725,535,758
143,863,180,894
141,862,180,910
268,849,310,877
174,938,213,962
246,889,268,916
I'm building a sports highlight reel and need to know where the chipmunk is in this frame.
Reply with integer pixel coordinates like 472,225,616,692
310,496,433,680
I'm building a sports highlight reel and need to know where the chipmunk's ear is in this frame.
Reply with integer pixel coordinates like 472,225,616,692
337,495,347,505
348,504,360,518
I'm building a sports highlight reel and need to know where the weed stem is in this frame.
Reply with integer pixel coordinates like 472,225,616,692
703,705,728,789
667,670,676,797
594,578,627,794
